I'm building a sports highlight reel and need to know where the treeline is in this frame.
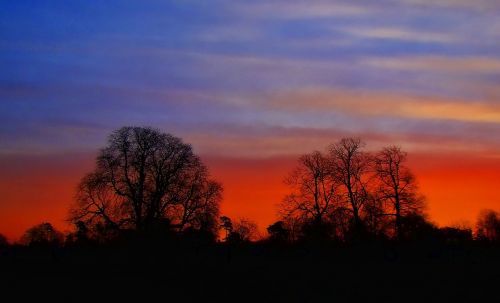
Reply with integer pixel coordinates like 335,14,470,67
1,127,500,248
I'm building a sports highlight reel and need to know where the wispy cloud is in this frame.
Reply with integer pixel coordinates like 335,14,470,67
341,27,458,43
264,88,500,124
363,56,500,74
399,0,500,12
230,1,375,19
197,26,262,43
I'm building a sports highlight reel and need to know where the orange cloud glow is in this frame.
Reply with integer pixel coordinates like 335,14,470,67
266,88,500,124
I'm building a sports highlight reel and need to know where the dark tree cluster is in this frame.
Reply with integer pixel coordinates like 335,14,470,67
219,216,259,244
20,222,64,247
277,137,427,242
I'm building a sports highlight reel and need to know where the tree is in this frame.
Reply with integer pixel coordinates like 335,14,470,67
220,216,233,241
475,209,500,242
400,213,436,241
373,145,425,239
281,151,339,227
70,172,124,230
69,126,222,237
232,218,259,242
165,160,222,234
21,222,64,246
267,221,289,243
329,138,371,232
362,194,391,238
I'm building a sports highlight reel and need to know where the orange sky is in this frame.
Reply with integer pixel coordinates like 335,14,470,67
1,151,499,242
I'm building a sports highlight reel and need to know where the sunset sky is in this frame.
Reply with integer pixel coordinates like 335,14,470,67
1,0,500,240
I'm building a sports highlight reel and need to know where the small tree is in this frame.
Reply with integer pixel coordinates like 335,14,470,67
475,209,500,242
220,216,233,241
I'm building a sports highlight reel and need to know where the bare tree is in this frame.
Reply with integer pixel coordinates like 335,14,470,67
70,172,125,230
232,218,259,242
329,138,370,232
281,151,339,227
373,145,425,239
166,160,222,234
69,127,222,236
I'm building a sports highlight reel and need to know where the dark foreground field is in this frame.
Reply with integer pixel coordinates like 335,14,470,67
2,242,500,302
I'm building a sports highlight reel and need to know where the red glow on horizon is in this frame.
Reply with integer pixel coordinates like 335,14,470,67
1,152,500,241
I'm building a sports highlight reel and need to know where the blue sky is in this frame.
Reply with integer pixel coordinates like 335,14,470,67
1,0,500,157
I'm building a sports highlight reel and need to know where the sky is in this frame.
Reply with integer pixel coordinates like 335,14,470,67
1,0,500,240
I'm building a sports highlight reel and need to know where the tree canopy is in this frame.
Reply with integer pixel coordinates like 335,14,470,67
69,127,222,238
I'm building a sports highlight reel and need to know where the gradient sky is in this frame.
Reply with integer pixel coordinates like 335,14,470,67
1,0,500,240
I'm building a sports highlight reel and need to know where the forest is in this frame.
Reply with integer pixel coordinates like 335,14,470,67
2,126,500,301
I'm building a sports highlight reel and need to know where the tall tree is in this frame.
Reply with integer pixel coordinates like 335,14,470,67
69,127,222,235
373,146,424,239
329,138,370,232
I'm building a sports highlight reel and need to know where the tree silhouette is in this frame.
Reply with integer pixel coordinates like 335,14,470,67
281,151,339,230
21,222,64,246
220,216,233,241
232,218,259,242
278,138,429,241
69,127,222,237
329,137,371,234
267,221,289,243
475,209,500,242
400,212,436,241
373,145,425,239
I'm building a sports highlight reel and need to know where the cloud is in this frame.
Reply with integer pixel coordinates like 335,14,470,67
399,0,500,12
230,1,374,19
178,117,500,158
363,56,500,74
341,27,458,43
196,26,263,43
261,88,500,124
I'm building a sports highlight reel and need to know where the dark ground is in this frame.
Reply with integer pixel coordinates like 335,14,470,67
1,242,500,302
